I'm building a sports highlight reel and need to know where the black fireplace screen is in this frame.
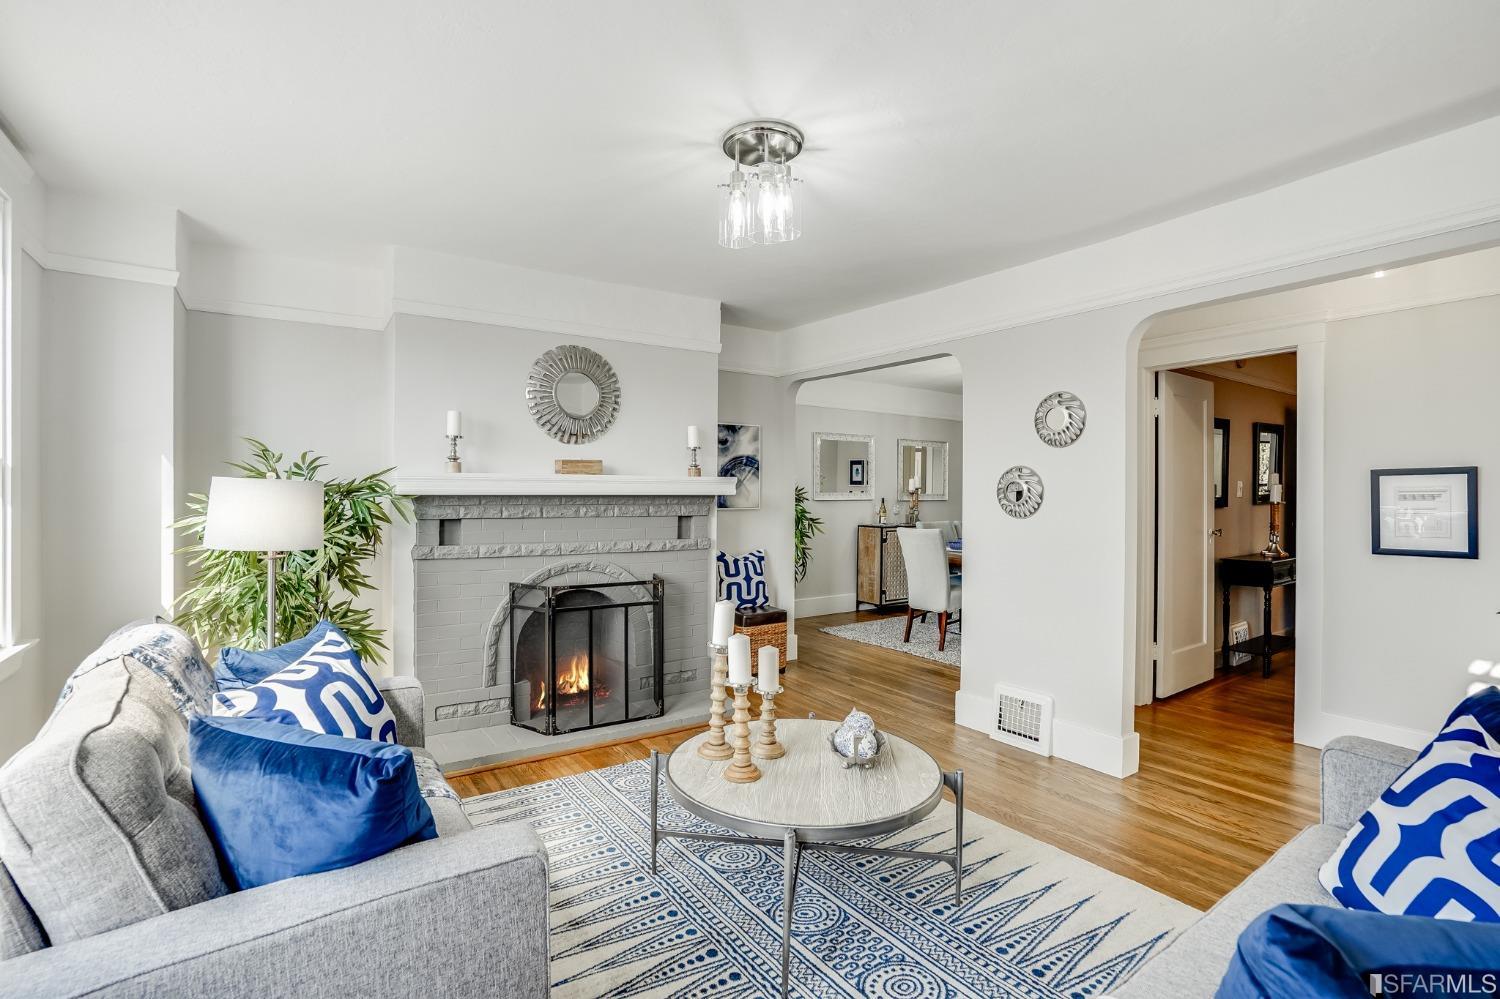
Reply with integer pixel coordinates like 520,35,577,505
508,575,665,736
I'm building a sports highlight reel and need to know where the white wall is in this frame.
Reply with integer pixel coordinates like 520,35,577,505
0,254,51,760
793,403,963,616
390,314,716,477
41,272,178,677
717,371,795,622
182,310,397,644
1323,295,1500,736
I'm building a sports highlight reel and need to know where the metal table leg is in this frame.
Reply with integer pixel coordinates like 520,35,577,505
648,750,660,874
780,828,800,997
947,769,965,903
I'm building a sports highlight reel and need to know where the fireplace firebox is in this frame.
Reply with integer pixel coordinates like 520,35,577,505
508,575,665,736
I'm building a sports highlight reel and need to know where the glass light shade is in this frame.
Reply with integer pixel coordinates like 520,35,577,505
718,168,754,249
751,162,799,244
203,476,325,552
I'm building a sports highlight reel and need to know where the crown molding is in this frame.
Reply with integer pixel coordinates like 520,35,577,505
779,196,1500,376
0,133,33,186
1182,364,1297,396
43,251,179,287
391,297,720,353
180,294,391,332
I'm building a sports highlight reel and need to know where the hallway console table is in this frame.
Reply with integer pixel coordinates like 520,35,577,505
1217,553,1295,678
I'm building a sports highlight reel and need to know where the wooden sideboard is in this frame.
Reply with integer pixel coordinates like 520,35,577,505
856,524,909,610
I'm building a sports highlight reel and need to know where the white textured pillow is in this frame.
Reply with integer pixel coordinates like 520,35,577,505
212,628,398,744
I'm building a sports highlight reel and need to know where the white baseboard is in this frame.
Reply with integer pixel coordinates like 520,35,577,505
795,592,856,619
954,688,991,733
1053,720,1141,778
1294,710,1430,752
955,690,1141,778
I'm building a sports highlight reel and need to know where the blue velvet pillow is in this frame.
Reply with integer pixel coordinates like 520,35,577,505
214,620,341,691
1218,903,1500,998
190,715,437,890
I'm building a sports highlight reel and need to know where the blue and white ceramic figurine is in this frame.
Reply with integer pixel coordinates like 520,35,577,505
830,708,884,768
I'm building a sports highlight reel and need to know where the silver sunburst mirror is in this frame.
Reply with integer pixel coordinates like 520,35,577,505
997,466,1044,519
526,345,622,444
1034,391,1086,448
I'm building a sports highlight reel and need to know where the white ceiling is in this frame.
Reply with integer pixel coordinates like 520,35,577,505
3,2,1499,329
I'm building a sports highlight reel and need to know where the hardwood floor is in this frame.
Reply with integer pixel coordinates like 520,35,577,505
449,610,1317,911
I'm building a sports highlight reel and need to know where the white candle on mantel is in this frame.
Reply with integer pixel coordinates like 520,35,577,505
727,634,752,686
711,599,735,647
758,644,779,692
446,410,462,437
687,425,701,449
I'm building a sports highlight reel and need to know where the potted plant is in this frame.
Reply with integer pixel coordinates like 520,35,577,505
174,438,411,664
794,485,824,584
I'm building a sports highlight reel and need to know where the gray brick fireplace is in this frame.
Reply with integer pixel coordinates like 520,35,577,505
409,493,713,758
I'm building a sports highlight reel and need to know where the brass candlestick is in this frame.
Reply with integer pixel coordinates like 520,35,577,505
723,684,761,783
751,684,785,760
698,643,734,760
1261,502,1288,558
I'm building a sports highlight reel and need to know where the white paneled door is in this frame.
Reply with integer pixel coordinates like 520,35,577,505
1156,371,1217,698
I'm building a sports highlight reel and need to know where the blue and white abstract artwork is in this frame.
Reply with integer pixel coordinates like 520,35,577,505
464,760,1196,998
718,424,761,511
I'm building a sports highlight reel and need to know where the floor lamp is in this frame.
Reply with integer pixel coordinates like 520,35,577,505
203,476,326,648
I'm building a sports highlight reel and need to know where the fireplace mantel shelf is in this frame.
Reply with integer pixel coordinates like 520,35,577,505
393,473,737,497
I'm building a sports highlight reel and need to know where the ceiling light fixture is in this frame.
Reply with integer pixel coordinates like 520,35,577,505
718,119,804,249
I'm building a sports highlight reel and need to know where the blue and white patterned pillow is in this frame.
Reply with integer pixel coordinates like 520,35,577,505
212,627,398,745
717,549,769,609
1319,687,1500,922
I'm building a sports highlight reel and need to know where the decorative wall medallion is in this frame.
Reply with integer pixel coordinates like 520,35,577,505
1034,391,1086,448
996,466,1044,519
526,345,622,444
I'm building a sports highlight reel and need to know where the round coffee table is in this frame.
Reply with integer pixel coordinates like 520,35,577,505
648,718,964,997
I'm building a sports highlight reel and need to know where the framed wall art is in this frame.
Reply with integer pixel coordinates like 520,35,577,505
717,424,762,510
1370,466,1478,559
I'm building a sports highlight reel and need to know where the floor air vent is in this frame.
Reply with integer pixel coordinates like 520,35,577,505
992,684,1054,756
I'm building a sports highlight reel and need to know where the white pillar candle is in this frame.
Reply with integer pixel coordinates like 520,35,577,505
687,425,701,449
446,410,462,436
727,633,752,686
712,599,735,646
757,644,779,691
1270,484,1283,504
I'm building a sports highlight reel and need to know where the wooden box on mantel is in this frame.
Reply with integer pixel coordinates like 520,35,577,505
554,459,603,475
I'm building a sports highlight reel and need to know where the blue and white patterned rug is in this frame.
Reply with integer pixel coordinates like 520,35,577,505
463,760,1198,998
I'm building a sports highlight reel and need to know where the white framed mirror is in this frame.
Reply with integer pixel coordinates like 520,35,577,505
812,432,875,500
898,439,949,500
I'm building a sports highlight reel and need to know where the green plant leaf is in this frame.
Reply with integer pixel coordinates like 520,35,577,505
173,437,408,666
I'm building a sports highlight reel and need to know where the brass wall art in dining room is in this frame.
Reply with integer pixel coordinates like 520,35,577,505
526,344,622,445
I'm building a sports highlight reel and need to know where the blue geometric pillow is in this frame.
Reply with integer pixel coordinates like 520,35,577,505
214,620,341,691
717,549,769,609
1319,687,1500,922
211,628,399,744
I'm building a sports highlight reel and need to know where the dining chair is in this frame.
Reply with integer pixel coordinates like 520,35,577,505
896,527,961,652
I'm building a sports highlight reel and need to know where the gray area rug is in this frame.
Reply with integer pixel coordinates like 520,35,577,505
821,615,961,667
465,759,1198,997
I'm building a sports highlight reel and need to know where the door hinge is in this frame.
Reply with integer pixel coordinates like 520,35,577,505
1152,642,1162,661
1151,398,1162,417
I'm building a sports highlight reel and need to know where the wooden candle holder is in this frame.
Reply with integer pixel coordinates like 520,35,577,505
698,644,734,760
751,686,785,760
723,685,762,783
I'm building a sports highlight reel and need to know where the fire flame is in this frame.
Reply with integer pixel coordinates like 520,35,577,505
536,653,591,710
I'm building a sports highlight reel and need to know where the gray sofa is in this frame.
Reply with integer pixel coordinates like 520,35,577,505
0,622,550,998
1117,734,1419,997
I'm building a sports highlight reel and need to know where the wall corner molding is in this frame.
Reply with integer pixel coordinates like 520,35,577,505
43,251,180,288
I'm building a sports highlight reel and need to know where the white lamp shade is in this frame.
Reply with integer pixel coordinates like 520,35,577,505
203,477,326,552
